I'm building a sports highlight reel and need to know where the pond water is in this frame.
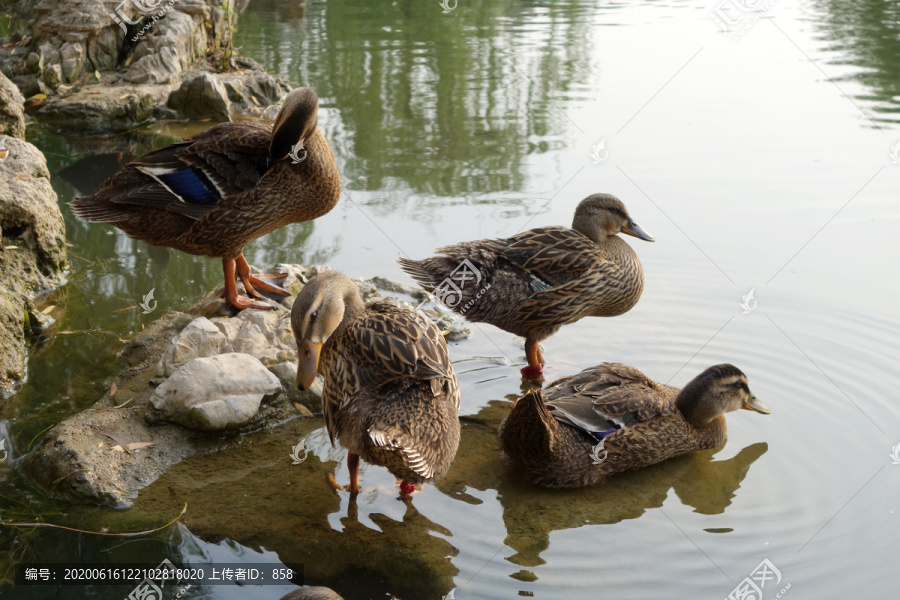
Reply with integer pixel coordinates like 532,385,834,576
2,0,900,598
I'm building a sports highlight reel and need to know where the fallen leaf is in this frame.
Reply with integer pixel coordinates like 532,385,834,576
4,245,18,250
101,432,132,454
16,175,29,179
293,402,313,416
112,305,137,313
109,382,118,396
41,305,55,314
112,441,155,452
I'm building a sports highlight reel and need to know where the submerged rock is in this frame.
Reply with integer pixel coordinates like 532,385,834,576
147,353,281,431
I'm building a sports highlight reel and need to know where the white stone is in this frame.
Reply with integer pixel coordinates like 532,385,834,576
147,353,281,431
156,317,232,377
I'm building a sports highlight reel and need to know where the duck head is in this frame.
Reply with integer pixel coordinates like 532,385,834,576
290,271,364,390
675,364,771,427
269,87,320,161
571,193,655,244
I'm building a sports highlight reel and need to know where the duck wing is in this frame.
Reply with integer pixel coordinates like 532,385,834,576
498,226,631,323
544,363,675,437
500,226,599,288
322,302,458,445
103,121,273,220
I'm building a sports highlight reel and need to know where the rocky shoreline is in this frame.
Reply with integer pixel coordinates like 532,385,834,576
0,71,67,397
19,265,469,508
1,0,291,133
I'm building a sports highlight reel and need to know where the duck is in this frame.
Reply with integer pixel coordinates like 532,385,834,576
398,193,654,380
291,270,461,496
279,587,344,600
498,362,770,488
69,87,341,311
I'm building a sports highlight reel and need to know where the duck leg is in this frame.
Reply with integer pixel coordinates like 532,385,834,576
222,258,277,310
326,452,361,494
236,254,290,298
520,338,545,381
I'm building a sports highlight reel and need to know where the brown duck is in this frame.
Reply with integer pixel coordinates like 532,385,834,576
398,194,654,380
291,271,461,496
70,87,341,311
498,363,771,488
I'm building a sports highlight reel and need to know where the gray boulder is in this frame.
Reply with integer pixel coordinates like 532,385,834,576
156,316,232,377
0,100,66,395
146,353,281,431
0,74,25,138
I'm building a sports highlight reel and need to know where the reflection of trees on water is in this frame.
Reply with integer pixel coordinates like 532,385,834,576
439,399,768,569
813,0,900,124
235,0,594,202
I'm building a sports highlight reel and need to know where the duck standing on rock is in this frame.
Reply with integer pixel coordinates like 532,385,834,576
498,363,771,488
399,194,654,380
70,87,341,311
291,271,461,496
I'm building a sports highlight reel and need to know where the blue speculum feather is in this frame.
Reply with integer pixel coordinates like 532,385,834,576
589,426,619,442
158,169,219,205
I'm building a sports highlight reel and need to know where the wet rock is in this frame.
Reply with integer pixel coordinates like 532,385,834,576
0,103,66,395
32,83,166,132
19,267,461,505
0,0,289,131
24,52,41,74
146,353,281,431
167,69,292,123
42,63,61,88
169,73,231,121
156,316,232,377
0,73,26,138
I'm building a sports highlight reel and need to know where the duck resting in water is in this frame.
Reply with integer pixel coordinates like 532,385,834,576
70,87,341,311
499,362,771,488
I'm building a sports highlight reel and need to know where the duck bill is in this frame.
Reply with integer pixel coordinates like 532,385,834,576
296,340,322,391
741,394,771,415
622,219,655,242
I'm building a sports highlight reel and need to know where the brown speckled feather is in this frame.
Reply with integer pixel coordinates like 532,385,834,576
320,302,460,482
499,363,733,488
69,88,341,260
399,205,647,343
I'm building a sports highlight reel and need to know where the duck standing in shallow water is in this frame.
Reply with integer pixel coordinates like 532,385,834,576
399,194,654,380
291,271,461,496
70,87,341,311
498,363,770,488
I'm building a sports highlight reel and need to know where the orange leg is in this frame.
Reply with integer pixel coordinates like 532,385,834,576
521,338,544,381
326,452,361,494
347,453,360,494
235,254,289,298
222,258,276,311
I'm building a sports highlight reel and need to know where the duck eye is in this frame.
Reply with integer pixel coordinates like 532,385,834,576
310,310,318,322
